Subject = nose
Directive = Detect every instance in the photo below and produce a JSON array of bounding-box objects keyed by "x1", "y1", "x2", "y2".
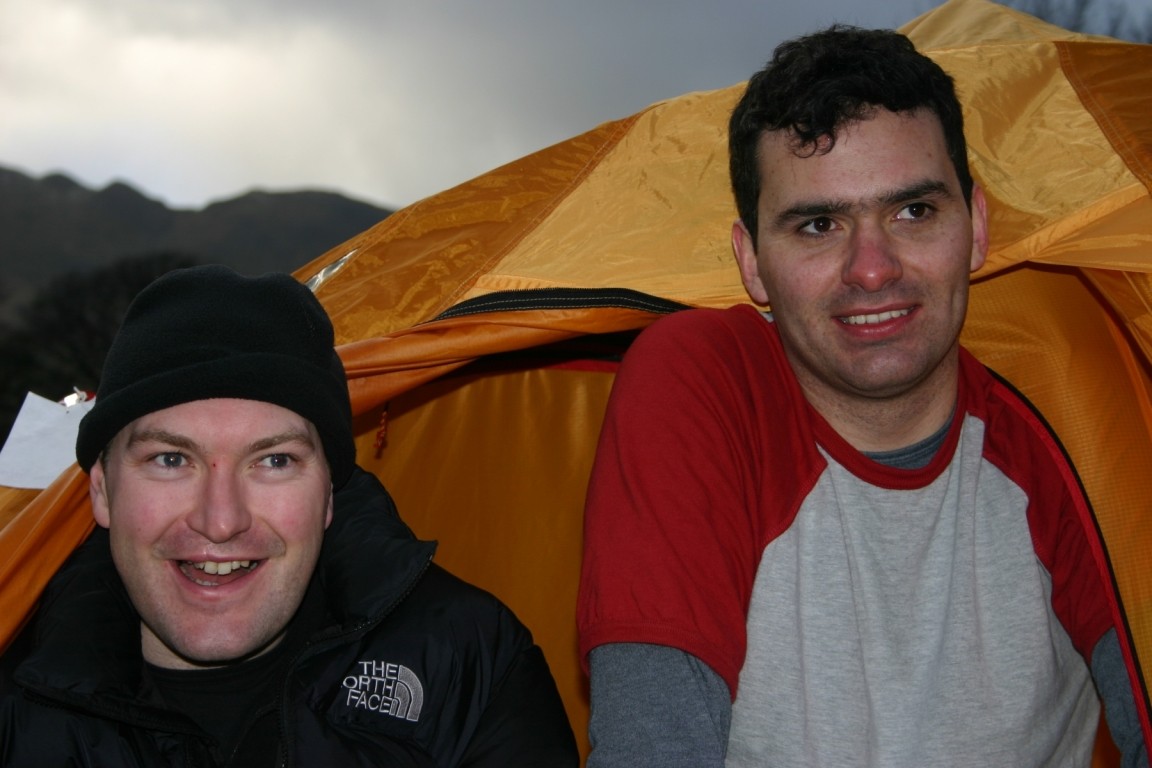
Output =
[
  {"x1": 842, "y1": 224, "x2": 902, "y2": 291},
  {"x1": 187, "y1": 468, "x2": 252, "y2": 543}
]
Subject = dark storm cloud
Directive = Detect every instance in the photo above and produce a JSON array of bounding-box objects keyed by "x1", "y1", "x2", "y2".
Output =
[{"x1": 14, "y1": 0, "x2": 1140, "y2": 209}]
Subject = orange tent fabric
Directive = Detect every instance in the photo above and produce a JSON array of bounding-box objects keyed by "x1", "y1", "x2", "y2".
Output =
[{"x1": 2, "y1": 0, "x2": 1149, "y2": 762}]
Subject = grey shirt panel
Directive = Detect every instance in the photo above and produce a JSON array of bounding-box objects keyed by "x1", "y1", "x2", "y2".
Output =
[
  {"x1": 585, "y1": 416, "x2": 1147, "y2": 766},
  {"x1": 586, "y1": 643, "x2": 730, "y2": 768},
  {"x1": 588, "y1": 632, "x2": 1144, "y2": 767},
  {"x1": 1093, "y1": 627, "x2": 1150, "y2": 768}
]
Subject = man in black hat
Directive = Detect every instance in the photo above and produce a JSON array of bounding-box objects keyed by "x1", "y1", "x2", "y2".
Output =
[{"x1": 0, "y1": 265, "x2": 577, "y2": 767}]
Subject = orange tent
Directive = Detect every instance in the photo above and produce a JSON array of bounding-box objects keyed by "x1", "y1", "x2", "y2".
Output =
[{"x1": 2, "y1": 0, "x2": 1149, "y2": 762}]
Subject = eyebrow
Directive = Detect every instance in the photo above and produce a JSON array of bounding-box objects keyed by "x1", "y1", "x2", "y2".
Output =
[
  {"x1": 124, "y1": 428, "x2": 317, "y2": 455},
  {"x1": 125, "y1": 429, "x2": 198, "y2": 453},
  {"x1": 770, "y1": 178, "x2": 954, "y2": 231},
  {"x1": 249, "y1": 431, "x2": 318, "y2": 454},
  {"x1": 877, "y1": 179, "x2": 952, "y2": 207}
]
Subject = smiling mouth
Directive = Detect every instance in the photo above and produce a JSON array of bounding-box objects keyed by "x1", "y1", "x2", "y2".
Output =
[
  {"x1": 180, "y1": 559, "x2": 260, "y2": 586},
  {"x1": 839, "y1": 308, "x2": 911, "y2": 326}
]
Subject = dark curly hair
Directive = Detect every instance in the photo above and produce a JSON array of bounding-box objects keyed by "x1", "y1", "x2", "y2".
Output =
[{"x1": 729, "y1": 25, "x2": 973, "y2": 248}]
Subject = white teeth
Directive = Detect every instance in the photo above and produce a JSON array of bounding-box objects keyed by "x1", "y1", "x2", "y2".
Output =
[
  {"x1": 841, "y1": 308, "x2": 911, "y2": 326},
  {"x1": 192, "y1": 560, "x2": 252, "y2": 576}
]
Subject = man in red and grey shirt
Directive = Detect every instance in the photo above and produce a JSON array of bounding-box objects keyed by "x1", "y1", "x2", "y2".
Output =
[{"x1": 578, "y1": 25, "x2": 1149, "y2": 768}]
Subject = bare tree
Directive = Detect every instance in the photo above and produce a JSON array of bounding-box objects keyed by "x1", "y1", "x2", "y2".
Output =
[{"x1": 0, "y1": 252, "x2": 200, "y2": 444}]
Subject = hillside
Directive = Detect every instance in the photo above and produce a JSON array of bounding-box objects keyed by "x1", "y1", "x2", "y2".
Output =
[
  {"x1": 0, "y1": 165, "x2": 394, "y2": 442},
  {"x1": 0, "y1": 165, "x2": 393, "y2": 323}
]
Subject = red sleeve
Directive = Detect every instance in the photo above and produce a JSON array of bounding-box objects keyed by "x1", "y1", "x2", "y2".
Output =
[
  {"x1": 576, "y1": 307, "x2": 823, "y2": 695},
  {"x1": 969, "y1": 355, "x2": 1152, "y2": 766},
  {"x1": 966, "y1": 353, "x2": 1114, "y2": 659}
]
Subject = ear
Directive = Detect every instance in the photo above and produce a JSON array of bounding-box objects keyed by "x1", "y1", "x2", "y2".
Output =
[
  {"x1": 90, "y1": 460, "x2": 112, "y2": 529},
  {"x1": 323, "y1": 486, "x2": 334, "y2": 531},
  {"x1": 732, "y1": 219, "x2": 770, "y2": 305},
  {"x1": 969, "y1": 184, "x2": 989, "y2": 273}
]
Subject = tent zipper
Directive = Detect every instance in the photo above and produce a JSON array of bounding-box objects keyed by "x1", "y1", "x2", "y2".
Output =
[{"x1": 430, "y1": 287, "x2": 689, "y2": 322}]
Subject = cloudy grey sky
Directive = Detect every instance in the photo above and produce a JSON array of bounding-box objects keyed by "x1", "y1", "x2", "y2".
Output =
[{"x1": 0, "y1": 0, "x2": 1140, "y2": 210}]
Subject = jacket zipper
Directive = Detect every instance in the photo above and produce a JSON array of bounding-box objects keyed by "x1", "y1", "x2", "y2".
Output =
[{"x1": 21, "y1": 686, "x2": 214, "y2": 765}]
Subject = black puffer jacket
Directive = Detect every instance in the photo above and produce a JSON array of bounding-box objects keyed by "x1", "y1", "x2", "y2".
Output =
[{"x1": 0, "y1": 467, "x2": 578, "y2": 767}]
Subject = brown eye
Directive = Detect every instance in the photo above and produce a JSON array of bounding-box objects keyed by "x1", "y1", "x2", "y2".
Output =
[
  {"x1": 897, "y1": 202, "x2": 931, "y2": 220},
  {"x1": 800, "y1": 217, "x2": 836, "y2": 235}
]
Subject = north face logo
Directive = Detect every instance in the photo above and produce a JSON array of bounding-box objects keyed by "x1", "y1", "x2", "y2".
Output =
[{"x1": 342, "y1": 660, "x2": 425, "y2": 722}]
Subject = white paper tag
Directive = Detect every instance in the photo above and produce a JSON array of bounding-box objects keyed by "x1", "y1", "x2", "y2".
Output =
[{"x1": 0, "y1": 391, "x2": 95, "y2": 489}]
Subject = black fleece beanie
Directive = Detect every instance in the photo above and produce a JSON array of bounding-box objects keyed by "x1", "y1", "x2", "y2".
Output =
[{"x1": 75, "y1": 265, "x2": 355, "y2": 488}]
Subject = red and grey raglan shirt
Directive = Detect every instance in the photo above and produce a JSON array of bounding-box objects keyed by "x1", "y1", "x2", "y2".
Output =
[{"x1": 578, "y1": 304, "x2": 1150, "y2": 765}]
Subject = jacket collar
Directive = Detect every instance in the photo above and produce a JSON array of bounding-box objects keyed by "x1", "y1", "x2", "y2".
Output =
[{"x1": 316, "y1": 466, "x2": 436, "y2": 630}]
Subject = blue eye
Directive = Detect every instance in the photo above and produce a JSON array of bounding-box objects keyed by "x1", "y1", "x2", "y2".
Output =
[
  {"x1": 259, "y1": 454, "x2": 294, "y2": 470},
  {"x1": 151, "y1": 453, "x2": 187, "y2": 469}
]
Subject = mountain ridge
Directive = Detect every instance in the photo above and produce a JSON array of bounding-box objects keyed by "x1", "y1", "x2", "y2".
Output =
[{"x1": 0, "y1": 164, "x2": 393, "y2": 323}]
